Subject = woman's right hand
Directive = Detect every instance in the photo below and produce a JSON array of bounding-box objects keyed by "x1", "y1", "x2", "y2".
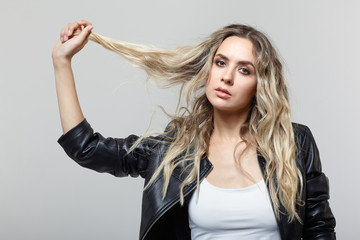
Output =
[{"x1": 52, "y1": 20, "x2": 93, "y2": 65}]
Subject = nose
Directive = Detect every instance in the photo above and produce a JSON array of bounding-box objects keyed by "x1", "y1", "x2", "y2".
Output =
[{"x1": 221, "y1": 68, "x2": 234, "y2": 85}]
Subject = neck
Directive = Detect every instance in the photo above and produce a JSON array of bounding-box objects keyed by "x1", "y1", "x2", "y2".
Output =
[{"x1": 211, "y1": 108, "x2": 250, "y2": 143}]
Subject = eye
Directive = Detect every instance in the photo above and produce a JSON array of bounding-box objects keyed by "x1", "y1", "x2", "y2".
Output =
[
  {"x1": 215, "y1": 60, "x2": 226, "y2": 67},
  {"x1": 239, "y1": 67, "x2": 250, "y2": 75}
]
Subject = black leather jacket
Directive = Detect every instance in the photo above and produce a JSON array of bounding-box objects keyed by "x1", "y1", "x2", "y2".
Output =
[{"x1": 58, "y1": 119, "x2": 336, "y2": 240}]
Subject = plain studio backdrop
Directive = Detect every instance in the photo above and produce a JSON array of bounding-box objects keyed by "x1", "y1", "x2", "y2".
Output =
[{"x1": 0, "y1": 0, "x2": 359, "y2": 239}]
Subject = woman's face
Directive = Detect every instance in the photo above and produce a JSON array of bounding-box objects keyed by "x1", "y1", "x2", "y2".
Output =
[{"x1": 206, "y1": 36, "x2": 257, "y2": 114}]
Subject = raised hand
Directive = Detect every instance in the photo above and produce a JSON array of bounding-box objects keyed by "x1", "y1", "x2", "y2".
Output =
[{"x1": 52, "y1": 20, "x2": 93, "y2": 64}]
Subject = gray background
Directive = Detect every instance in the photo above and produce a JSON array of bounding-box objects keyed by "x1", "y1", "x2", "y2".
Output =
[{"x1": 1, "y1": 0, "x2": 359, "y2": 239}]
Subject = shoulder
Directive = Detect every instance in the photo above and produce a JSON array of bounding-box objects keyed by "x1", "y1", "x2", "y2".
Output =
[
  {"x1": 291, "y1": 122, "x2": 316, "y2": 149},
  {"x1": 291, "y1": 122, "x2": 324, "y2": 176},
  {"x1": 292, "y1": 122, "x2": 311, "y2": 138}
]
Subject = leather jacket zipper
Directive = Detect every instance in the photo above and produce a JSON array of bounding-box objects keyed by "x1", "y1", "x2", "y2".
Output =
[{"x1": 141, "y1": 164, "x2": 213, "y2": 240}]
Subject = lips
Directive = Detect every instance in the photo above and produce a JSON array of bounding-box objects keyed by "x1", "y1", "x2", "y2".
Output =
[{"x1": 215, "y1": 87, "x2": 231, "y2": 99}]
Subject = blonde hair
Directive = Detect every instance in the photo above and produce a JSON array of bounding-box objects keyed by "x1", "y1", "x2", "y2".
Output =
[{"x1": 88, "y1": 24, "x2": 303, "y2": 222}]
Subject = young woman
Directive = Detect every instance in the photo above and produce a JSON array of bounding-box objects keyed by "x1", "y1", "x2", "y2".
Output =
[{"x1": 53, "y1": 20, "x2": 336, "y2": 240}]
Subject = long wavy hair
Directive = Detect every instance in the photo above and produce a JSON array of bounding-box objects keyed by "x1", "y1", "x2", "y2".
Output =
[{"x1": 87, "y1": 24, "x2": 303, "y2": 222}]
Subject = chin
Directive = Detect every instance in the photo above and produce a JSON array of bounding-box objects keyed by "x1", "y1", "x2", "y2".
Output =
[{"x1": 212, "y1": 103, "x2": 251, "y2": 114}]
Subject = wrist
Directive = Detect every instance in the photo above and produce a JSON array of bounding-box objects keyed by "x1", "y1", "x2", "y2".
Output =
[{"x1": 52, "y1": 55, "x2": 72, "y2": 69}]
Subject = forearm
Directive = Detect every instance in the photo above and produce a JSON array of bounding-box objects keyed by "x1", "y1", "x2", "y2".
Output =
[
  {"x1": 52, "y1": 20, "x2": 93, "y2": 134},
  {"x1": 53, "y1": 59, "x2": 84, "y2": 134}
]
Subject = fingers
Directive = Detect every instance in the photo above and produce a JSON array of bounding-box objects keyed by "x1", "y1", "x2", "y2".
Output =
[
  {"x1": 77, "y1": 19, "x2": 92, "y2": 27},
  {"x1": 60, "y1": 22, "x2": 76, "y2": 42},
  {"x1": 54, "y1": 20, "x2": 93, "y2": 61},
  {"x1": 60, "y1": 20, "x2": 93, "y2": 43},
  {"x1": 76, "y1": 25, "x2": 93, "y2": 44}
]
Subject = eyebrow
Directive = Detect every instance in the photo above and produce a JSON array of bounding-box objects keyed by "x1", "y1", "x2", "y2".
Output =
[{"x1": 215, "y1": 53, "x2": 255, "y2": 69}]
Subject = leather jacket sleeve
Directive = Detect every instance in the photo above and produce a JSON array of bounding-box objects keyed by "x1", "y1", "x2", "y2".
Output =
[
  {"x1": 58, "y1": 118, "x2": 150, "y2": 178},
  {"x1": 298, "y1": 125, "x2": 336, "y2": 239}
]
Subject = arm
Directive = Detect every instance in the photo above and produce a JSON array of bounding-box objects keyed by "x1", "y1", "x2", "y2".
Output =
[
  {"x1": 58, "y1": 119, "x2": 149, "y2": 178},
  {"x1": 299, "y1": 126, "x2": 336, "y2": 239},
  {"x1": 53, "y1": 21, "x2": 152, "y2": 177},
  {"x1": 52, "y1": 20, "x2": 93, "y2": 134}
]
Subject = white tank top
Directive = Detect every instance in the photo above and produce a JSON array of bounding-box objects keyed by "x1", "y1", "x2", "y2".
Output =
[{"x1": 188, "y1": 178, "x2": 281, "y2": 240}]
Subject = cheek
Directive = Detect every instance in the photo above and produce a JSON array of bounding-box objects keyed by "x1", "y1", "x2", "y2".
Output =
[
  {"x1": 247, "y1": 77, "x2": 257, "y2": 92},
  {"x1": 205, "y1": 79, "x2": 212, "y2": 99},
  {"x1": 236, "y1": 79, "x2": 257, "y2": 98},
  {"x1": 249, "y1": 81, "x2": 257, "y2": 95},
  {"x1": 205, "y1": 72, "x2": 215, "y2": 94},
  {"x1": 207, "y1": 65, "x2": 220, "y2": 82}
]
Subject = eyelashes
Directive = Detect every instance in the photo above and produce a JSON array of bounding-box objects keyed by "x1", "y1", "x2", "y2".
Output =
[
  {"x1": 215, "y1": 60, "x2": 226, "y2": 67},
  {"x1": 214, "y1": 60, "x2": 251, "y2": 75},
  {"x1": 239, "y1": 67, "x2": 250, "y2": 75}
]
